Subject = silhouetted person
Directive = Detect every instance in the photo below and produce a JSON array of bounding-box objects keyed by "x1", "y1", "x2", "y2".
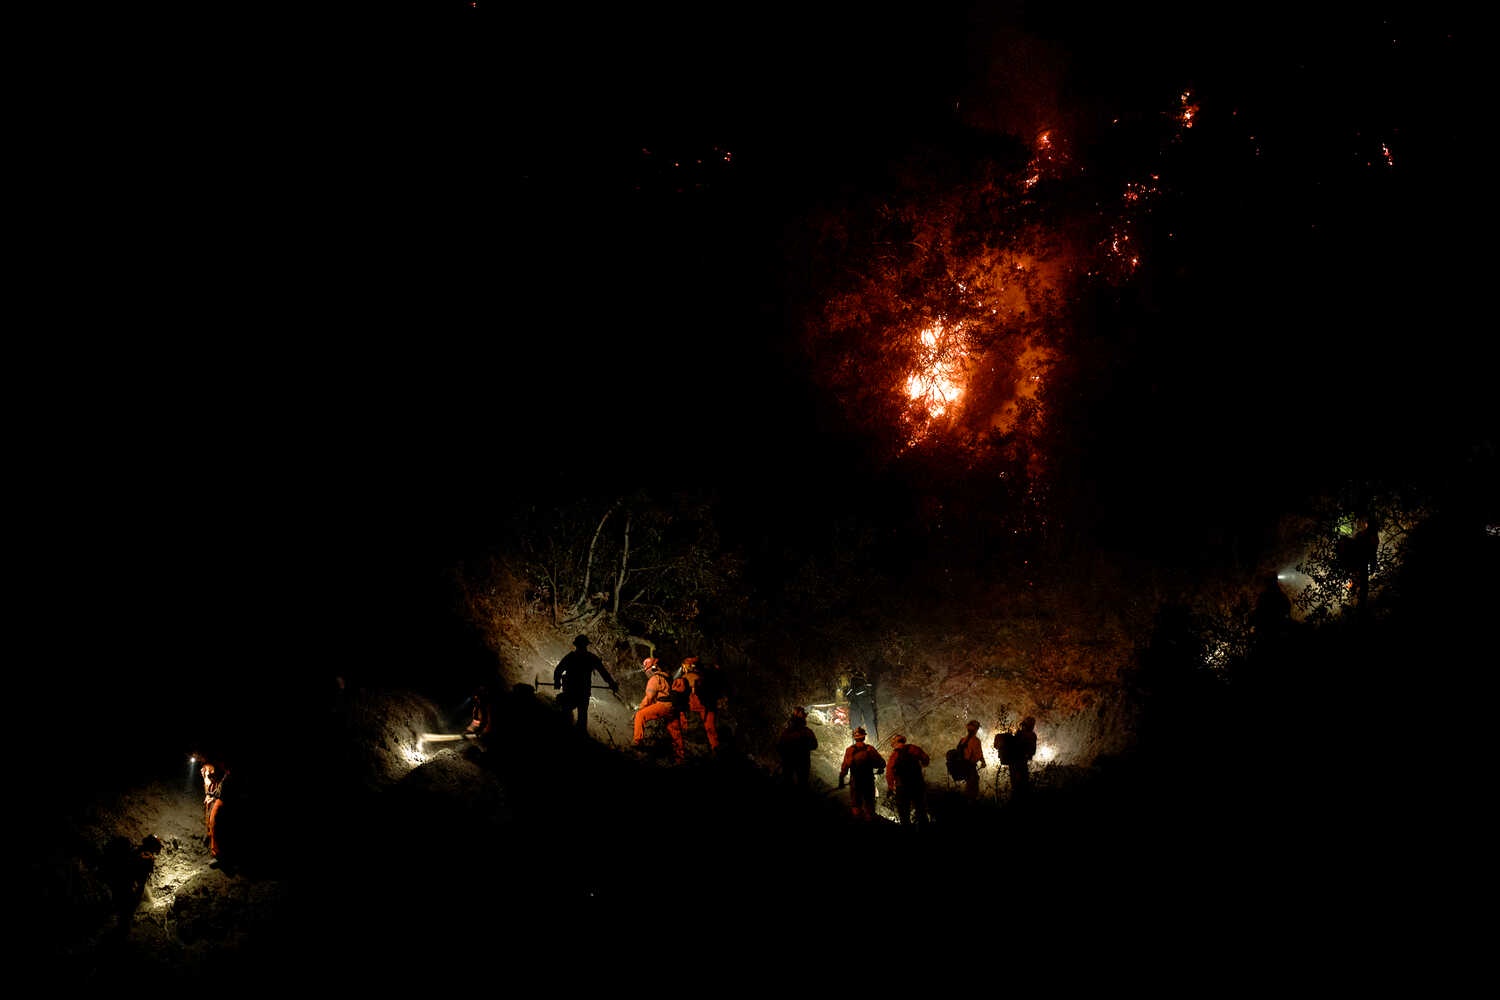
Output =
[
  {"x1": 844, "y1": 669, "x2": 877, "y2": 743},
  {"x1": 1347, "y1": 516, "x2": 1379, "y2": 611},
  {"x1": 501, "y1": 682, "x2": 563, "y2": 740},
  {"x1": 491, "y1": 682, "x2": 570, "y2": 784},
  {"x1": 695, "y1": 660, "x2": 730, "y2": 753},
  {"x1": 838, "y1": 726, "x2": 885, "y2": 821},
  {"x1": 552, "y1": 634, "x2": 617, "y2": 735},
  {"x1": 100, "y1": 833, "x2": 162, "y2": 936},
  {"x1": 999, "y1": 717, "x2": 1038, "y2": 802},
  {"x1": 1250, "y1": 573, "x2": 1293, "y2": 654},
  {"x1": 885, "y1": 734, "x2": 931, "y2": 827},
  {"x1": 775, "y1": 706, "x2": 819, "y2": 790},
  {"x1": 955, "y1": 720, "x2": 986, "y2": 802}
]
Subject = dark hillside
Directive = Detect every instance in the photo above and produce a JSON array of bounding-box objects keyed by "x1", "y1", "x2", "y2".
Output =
[{"x1": 30, "y1": 517, "x2": 1490, "y2": 988}]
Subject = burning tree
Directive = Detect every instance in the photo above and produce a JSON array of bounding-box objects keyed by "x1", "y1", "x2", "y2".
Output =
[{"x1": 793, "y1": 97, "x2": 1195, "y2": 553}]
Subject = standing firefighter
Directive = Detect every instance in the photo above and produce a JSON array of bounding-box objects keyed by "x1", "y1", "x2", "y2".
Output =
[
  {"x1": 838, "y1": 727, "x2": 886, "y2": 821},
  {"x1": 885, "y1": 734, "x2": 931, "y2": 827},
  {"x1": 682, "y1": 657, "x2": 723, "y2": 753},
  {"x1": 999, "y1": 716, "x2": 1039, "y2": 802},
  {"x1": 199, "y1": 754, "x2": 230, "y2": 864},
  {"x1": 775, "y1": 706, "x2": 819, "y2": 790},
  {"x1": 1347, "y1": 516, "x2": 1379, "y2": 612},
  {"x1": 951, "y1": 720, "x2": 986, "y2": 802},
  {"x1": 553, "y1": 634, "x2": 618, "y2": 735},
  {"x1": 844, "y1": 669, "x2": 877, "y2": 744}
]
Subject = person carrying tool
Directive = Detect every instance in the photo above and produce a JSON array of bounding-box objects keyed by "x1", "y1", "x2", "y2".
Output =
[
  {"x1": 633, "y1": 657, "x2": 684, "y2": 760},
  {"x1": 552, "y1": 634, "x2": 618, "y2": 735},
  {"x1": 199, "y1": 753, "x2": 231, "y2": 865}
]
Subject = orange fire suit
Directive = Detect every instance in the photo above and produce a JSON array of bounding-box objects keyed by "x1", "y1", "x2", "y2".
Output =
[
  {"x1": 839, "y1": 740, "x2": 886, "y2": 821},
  {"x1": 465, "y1": 689, "x2": 494, "y2": 739},
  {"x1": 886, "y1": 743, "x2": 931, "y2": 826},
  {"x1": 634, "y1": 670, "x2": 684, "y2": 759},
  {"x1": 201, "y1": 762, "x2": 227, "y2": 858},
  {"x1": 684, "y1": 663, "x2": 719, "y2": 751},
  {"x1": 959, "y1": 733, "x2": 986, "y2": 801}
]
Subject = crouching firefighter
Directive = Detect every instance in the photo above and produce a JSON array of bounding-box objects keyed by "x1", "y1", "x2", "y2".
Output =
[{"x1": 633, "y1": 657, "x2": 685, "y2": 761}]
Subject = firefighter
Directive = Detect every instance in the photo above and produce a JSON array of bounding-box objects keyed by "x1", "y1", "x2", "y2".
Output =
[
  {"x1": 885, "y1": 734, "x2": 931, "y2": 827},
  {"x1": 775, "y1": 706, "x2": 819, "y2": 789},
  {"x1": 101, "y1": 833, "x2": 162, "y2": 935},
  {"x1": 552, "y1": 634, "x2": 618, "y2": 735},
  {"x1": 844, "y1": 668, "x2": 877, "y2": 743},
  {"x1": 1001, "y1": 716, "x2": 1039, "y2": 802},
  {"x1": 633, "y1": 657, "x2": 684, "y2": 760},
  {"x1": 957, "y1": 720, "x2": 986, "y2": 802},
  {"x1": 465, "y1": 685, "x2": 496, "y2": 744},
  {"x1": 200, "y1": 755, "x2": 230, "y2": 864},
  {"x1": 838, "y1": 726, "x2": 885, "y2": 821},
  {"x1": 683, "y1": 657, "x2": 722, "y2": 753}
]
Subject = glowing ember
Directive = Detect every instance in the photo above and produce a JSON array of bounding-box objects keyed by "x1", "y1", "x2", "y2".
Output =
[{"x1": 1178, "y1": 90, "x2": 1199, "y2": 129}]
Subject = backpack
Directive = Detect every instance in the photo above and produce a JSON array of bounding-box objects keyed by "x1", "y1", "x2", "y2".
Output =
[
  {"x1": 695, "y1": 666, "x2": 722, "y2": 707},
  {"x1": 668, "y1": 675, "x2": 692, "y2": 714},
  {"x1": 945, "y1": 738, "x2": 972, "y2": 782},
  {"x1": 994, "y1": 731, "x2": 1014, "y2": 764},
  {"x1": 892, "y1": 746, "x2": 925, "y2": 784}
]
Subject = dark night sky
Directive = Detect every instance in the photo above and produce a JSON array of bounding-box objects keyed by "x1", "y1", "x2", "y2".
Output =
[{"x1": 23, "y1": 5, "x2": 1490, "y2": 749}]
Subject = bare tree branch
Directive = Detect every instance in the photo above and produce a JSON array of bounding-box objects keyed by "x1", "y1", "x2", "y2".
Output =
[{"x1": 578, "y1": 499, "x2": 621, "y2": 615}]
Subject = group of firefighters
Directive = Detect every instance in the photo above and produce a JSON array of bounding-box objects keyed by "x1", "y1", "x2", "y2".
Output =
[
  {"x1": 464, "y1": 642, "x2": 1043, "y2": 825},
  {"x1": 836, "y1": 716, "x2": 1038, "y2": 825},
  {"x1": 632, "y1": 655, "x2": 728, "y2": 760},
  {"x1": 460, "y1": 647, "x2": 730, "y2": 762},
  {"x1": 630, "y1": 651, "x2": 1043, "y2": 824}
]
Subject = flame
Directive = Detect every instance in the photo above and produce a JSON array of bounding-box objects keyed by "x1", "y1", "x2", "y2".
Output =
[
  {"x1": 905, "y1": 322, "x2": 968, "y2": 421},
  {"x1": 1024, "y1": 128, "x2": 1069, "y2": 190},
  {"x1": 1178, "y1": 90, "x2": 1199, "y2": 129}
]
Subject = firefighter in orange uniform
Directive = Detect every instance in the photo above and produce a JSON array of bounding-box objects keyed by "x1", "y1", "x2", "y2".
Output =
[
  {"x1": 838, "y1": 726, "x2": 885, "y2": 821},
  {"x1": 465, "y1": 685, "x2": 496, "y2": 745},
  {"x1": 684, "y1": 657, "x2": 723, "y2": 753},
  {"x1": 200, "y1": 755, "x2": 229, "y2": 863},
  {"x1": 633, "y1": 658, "x2": 685, "y2": 760},
  {"x1": 958, "y1": 720, "x2": 987, "y2": 801},
  {"x1": 885, "y1": 733, "x2": 931, "y2": 827}
]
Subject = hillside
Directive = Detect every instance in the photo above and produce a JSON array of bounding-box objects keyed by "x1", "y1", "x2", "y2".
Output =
[{"x1": 27, "y1": 615, "x2": 1468, "y2": 990}]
